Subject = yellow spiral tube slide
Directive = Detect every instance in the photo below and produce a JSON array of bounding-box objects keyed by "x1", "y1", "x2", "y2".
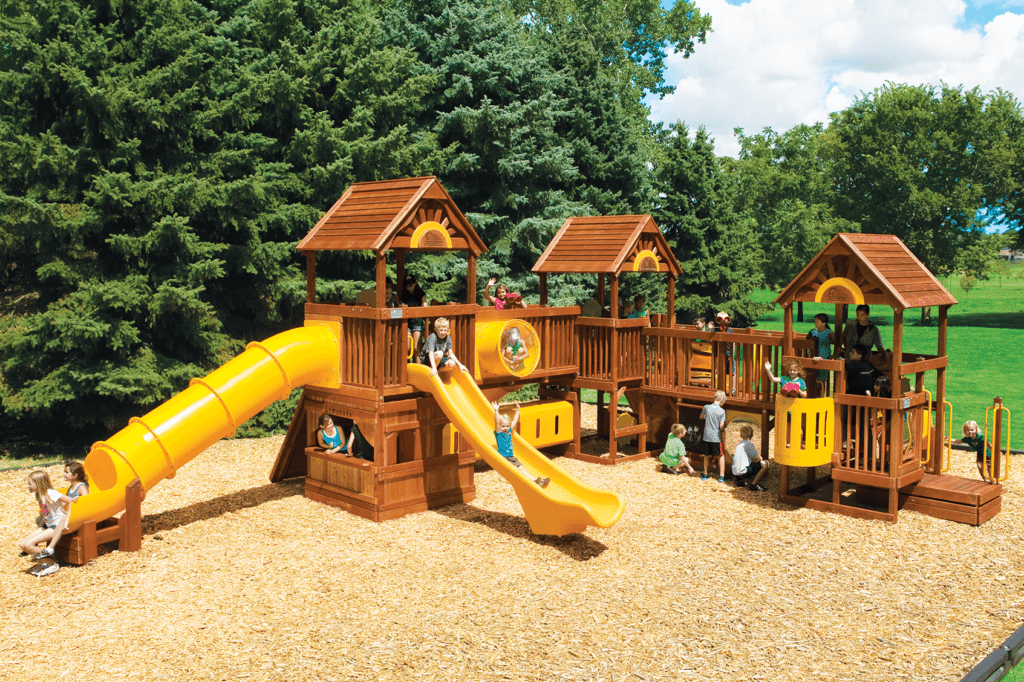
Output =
[{"x1": 66, "y1": 324, "x2": 340, "y2": 533}]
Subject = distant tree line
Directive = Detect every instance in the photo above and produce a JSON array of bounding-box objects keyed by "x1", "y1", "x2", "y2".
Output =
[{"x1": 1, "y1": 0, "x2": 1021, "y2": 447}]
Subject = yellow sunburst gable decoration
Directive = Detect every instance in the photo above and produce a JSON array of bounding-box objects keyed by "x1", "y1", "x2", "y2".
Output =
[
  {"x1": 814, "y1": 277, "x2": 865, "y2": 305},
  {"x1": 410, "y1": 221, "x2": 452, "y2": 249},
  {"x1": 632, "y1": 249, "x2": 660, "y2": 272}
]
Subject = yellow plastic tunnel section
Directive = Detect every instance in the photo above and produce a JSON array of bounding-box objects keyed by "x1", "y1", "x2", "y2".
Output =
[
  {"x1": 67, "y1": 323, "x2": 341, "y2": 533},
  {"x1": 475, "y1": 319, "x2": 540, "y2": 379},
  {"x1": 773, "y1": 395, "x2": 834, "y2": 467}
]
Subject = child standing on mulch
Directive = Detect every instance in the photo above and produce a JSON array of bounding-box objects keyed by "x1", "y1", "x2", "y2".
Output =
[
  {"x1": 659, "y1": 423, "x2": 696, "y2": 475},
  {"x1": 700, "y1": 390, "x2": 728, "y2": 482},
  {"x1": 19, "y1": 470, "x2": 76, "y2": 560},
  {"x1": 492, "y1": 401, "x2": 550, "y2": 488},
  {"x1": 731, "y1": 424, "x2": 769, "y2": 491}
]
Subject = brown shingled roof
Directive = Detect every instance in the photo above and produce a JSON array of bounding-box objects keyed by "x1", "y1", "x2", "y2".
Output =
[
  {"x1": 775, "y1": 233, "x2": 957, "y2": 310},
  {"x1": 531, "y1": 215, "x2": 682, "y2": 276},
  {"x1": 296, "y1": 176, "x2": 486, "y2": 256}
]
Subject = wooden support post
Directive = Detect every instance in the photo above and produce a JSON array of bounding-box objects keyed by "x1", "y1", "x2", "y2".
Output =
[
  {"x1": 932, "y1": 305, "x2": 949, "y2": 475},
  {"x1": 782, "y1": 303, "x2": 794, "y2": 357},
  {"x1": 609, "y1": 275, "x2": 619, "y2": 319},
  {"x1": 467, "y1": 253, "x2": 477, "y2": 305},
  {"x1": 539, "y1": 272, "x2": 548, "y2": 307},
  {"x1": 121, "y1": 478, "x2": 143, "y2": 553},
  {"x1": 891, "y1": 308, "x2": 903, "y2": 393},
  {"x1": 597, "y1": 274, "x2": 605, "y2": 308},
  {"x1": 80, "y1": 520, "x2": 98, "y2": 564},
  {"x1": 666, "y1": 274, "x2": 675, "y2": 327},
  {"x1": 375, "y1": 253, "x2": 387, "y2": 309},
  {"x1": 306, "y1": 252, "x2": 317, "y2": 304}
]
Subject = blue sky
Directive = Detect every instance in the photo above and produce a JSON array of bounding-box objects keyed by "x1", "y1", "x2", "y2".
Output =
[
  {"x1": 650, "y1": 0, "x2": 1024, "y2": 158},
  {"x1": 648, "y1": 0, "x2": 1024, "y2": 233}
]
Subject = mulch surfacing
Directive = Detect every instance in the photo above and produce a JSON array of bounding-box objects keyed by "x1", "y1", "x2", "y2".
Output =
[{"x1": 2, "y1": 418, "x2": 1022, "y2": 681}]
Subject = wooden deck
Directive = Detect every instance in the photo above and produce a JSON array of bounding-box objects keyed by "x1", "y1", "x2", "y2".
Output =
[{"x1": 857, "y1": 473, "x2": 1002, "y2": 526}]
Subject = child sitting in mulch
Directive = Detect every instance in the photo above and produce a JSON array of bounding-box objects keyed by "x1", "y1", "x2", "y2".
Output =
[
  {"x1": 659, "y1": 423, "x2": 696, "y2": 475},
  {"x1": 731, "y1": 424, "x2": 768, "y2": 491}
]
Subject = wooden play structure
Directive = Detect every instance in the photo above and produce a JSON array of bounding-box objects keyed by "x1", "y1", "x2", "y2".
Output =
[
  {"x1": 44, "y1": 180, "x2": 1009, "y2": 565},
  {"x1": 532, "y1": 214, "x2": 681, "y2": 463},
  {"x1": 769, "y1": 233, "x2": 1004, "y2": 525}
]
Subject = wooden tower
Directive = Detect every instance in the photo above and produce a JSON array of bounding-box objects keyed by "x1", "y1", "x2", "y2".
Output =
[{"x1": 773, "y1": 233, "x2": 1001, "y2": 524}]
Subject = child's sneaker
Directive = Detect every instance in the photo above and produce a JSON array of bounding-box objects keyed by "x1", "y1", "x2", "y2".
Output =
[
  {"x1": 701, "y1": 474, "x2": 709, "y2": 481},
  {"x1": 718, "y1": 477, "x2": 725, "y2": 483},
  {"x1": 751, "y1": 483, "x2": 767, "y2": 492},
  {"x1": 35, "y1": 547, "x2": 54, "y2": 559},
  {"x1": 33, "y1": 562, "x2": 59, "y2": 577}
]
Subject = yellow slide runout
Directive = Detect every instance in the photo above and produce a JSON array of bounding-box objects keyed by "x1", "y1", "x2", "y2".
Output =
[
  {"x1": 407, "y1": 363, "x2": 625, "y2": 536},
  {"x1": 67, "y1": 324, "x2": 341, "y2": 533}
]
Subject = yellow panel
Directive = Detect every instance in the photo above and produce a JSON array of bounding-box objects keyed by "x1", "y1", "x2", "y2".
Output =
[
  {"x1": 814, "y1": 277, "x2": 866, "y2": 305},
  {"x1": 304, "y1": 320, "x2": 341, "y2": 389},
  {"x1": 410, "y1": 221, "x2": 453, "y2": 249},
  {"x1": 519, "y1": 401, "x2": 575, "y2": 449},
  {"x1": 773, "y1": 396, "x2": 834, "y2": 467},
  {"x1": 475, "y1": 319, "x2": 541, "y2": 379}
]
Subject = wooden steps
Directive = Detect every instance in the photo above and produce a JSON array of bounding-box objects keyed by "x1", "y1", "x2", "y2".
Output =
[{"x1": 857, "y1": 473, "x2": 1001, "y2": 526}]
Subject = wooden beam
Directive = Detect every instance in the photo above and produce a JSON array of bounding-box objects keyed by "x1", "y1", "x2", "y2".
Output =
[
  {"x1": 467, "y1": 253, "x2": 477, "y2": 305},
  {"x1": 667, "y1": 274, "x2": 675, "y2": 327},
  {"x1": 375, "y1": 253, "x2": 387, "y2": 308},
  {"x1": 306, "y1": 252, "x2": 317, "y2": 303},
  {"x1": 610, "y1": 274, "x2": 619, "y2": 319},
  {"x1": 539, "y1": 272, "x2": 548, "y2": 306}
]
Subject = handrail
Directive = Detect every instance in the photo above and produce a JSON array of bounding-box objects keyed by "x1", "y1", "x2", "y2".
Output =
[
  {"x1": 941, "y1": 400, "x2": 953, "y2": 473},
  {"x1": 921, "y1": 389, "x2": 932, "y2": 465},
  {"x1": 985, "y1": 402, "x2": 1012, "y2": 482}
]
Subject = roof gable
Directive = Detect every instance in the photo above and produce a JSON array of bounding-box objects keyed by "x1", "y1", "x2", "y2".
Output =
[
  {"x1": 297, "y1": 176, "x2": 486, "y2": 255},
  {"x1": 775, "y1": 233, "x2": 957, "y2": 310},
  {"x1": 531, "y1": 215, "x2": 682, "y2": 276}
]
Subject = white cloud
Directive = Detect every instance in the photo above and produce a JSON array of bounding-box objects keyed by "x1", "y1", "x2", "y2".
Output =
[{"x1": 648, "y1": 0, "x2": 1024, "y2": 157}]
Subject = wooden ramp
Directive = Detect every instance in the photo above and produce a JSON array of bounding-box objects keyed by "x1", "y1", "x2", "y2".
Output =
[{"x1": 858, "y1": 474, "x2": 1002, "y2": 526}]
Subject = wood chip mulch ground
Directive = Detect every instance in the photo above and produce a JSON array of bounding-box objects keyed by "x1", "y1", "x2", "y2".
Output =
[{"x1": 2, "y1": 405, "x2": 1022, "y2": 682}]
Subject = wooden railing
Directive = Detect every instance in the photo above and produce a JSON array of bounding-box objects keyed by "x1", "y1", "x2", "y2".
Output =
[
  {"x1": 642, "y1": 326, "x2": 816, "y2": 402},
  {"x1": 306, "y1": 302, "x2": 479, "y2": 393},
  {"x1": 478, "y1": 306, "x2": 579, "y2": 378},
  {"x1": 576, "y1": 317, "x2": 648, "y2": 387},
  {"x1": 834, "y1": 392, "x2": 928, "y2": 478}
]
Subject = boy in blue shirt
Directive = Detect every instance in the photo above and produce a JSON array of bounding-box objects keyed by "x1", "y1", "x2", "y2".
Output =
[{"x1": 492, "y1": 401, "x2": 550, "y2": 488}]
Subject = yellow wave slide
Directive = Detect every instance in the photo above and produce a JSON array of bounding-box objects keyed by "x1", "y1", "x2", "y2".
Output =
[{"x1": 407, "y1": 363, "x2": 625, "y2": 535}]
